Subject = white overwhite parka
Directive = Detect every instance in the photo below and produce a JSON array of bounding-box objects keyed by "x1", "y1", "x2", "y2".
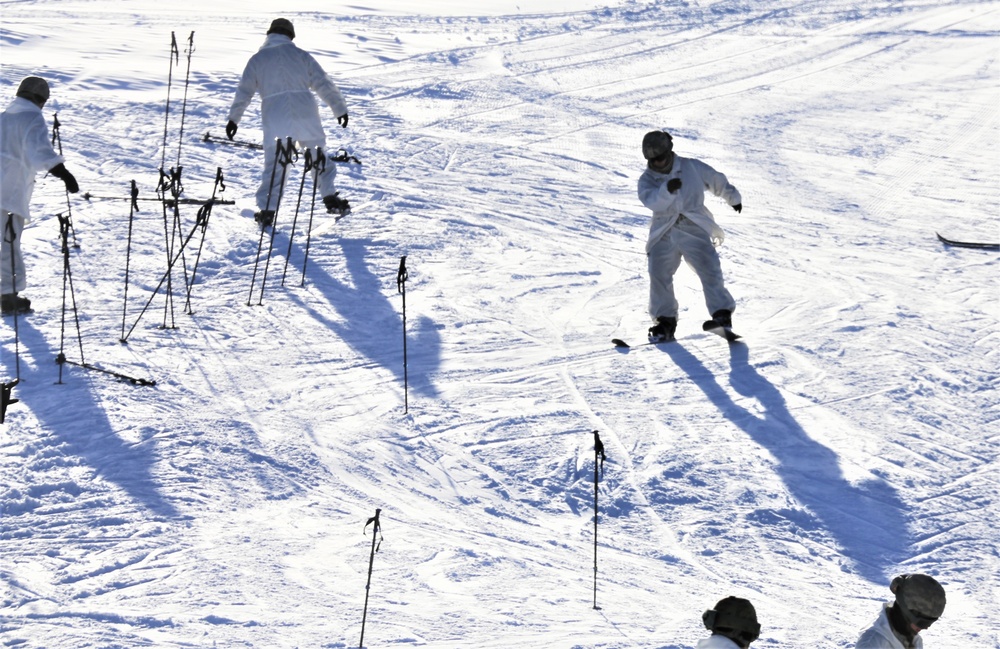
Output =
[
  {"x1": 637, "y1": 155, "x2": 742, "y2": 253},
  {"x1": 856, "y1": 604, "x2": 923, "y2": 649},
  {"x1": 695, "y1": 634, "x2": 745, "y2": 649},
  {"x1": 0, "y1": 97, "x2": 64, "y2": 222},
  {"x1": 227, "y1": 33, "x2": 347, "y2": 146}
]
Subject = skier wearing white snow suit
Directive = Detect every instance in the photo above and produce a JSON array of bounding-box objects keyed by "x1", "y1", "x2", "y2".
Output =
[
  {"x1": 637, "y1": 130, "x2": 742, "y2": 342},
  {"x1": 697, "y1": 596, "x2": 761, "y2": 649},
  {"x1": 226, "y1": 18, "x2": 351, "y2": 225},
  {"x1": 855, "y1": 574, "x2": 946, "y2": 649},
  {"x1": 1, "y1": 76, "x2": 79, "y2": 316}
]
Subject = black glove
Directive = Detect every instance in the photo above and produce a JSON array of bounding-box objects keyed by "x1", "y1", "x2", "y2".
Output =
[
  {"x1": 337, "y1": 113, "x2": 349, "y2": 128},
  {"x1": 49, "y1": 163, "x2": 79, "y2": 194},
  {"x1": 667, "y1": 178, "x2": 682, "y2": 194},
  {"x1": 226, "y1": 120, "x2": 238, "y2": 140},
  {"x1": 732, "y1": 203, "x2": 742, "y2": 213}
]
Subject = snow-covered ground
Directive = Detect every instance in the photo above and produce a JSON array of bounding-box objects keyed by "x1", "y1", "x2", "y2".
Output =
[{"x1": 2, "y1": 1, "x2": 998, "y2": 647}]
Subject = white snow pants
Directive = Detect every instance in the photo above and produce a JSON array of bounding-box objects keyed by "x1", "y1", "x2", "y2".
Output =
[
  {"x1": 647, "y1": 216, "x2": 735, "y2": 320},
  {"x1": 256, "y1": 139, "x2": 338, "y2": 212},
  {"x1": 1, "y1": 212, "x2": 26, "y2": 294}
]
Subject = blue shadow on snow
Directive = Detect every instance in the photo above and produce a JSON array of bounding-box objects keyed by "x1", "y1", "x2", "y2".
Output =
[
  {"x1": 661, "y1": 340, "x2": 907, "y2": 582},
  {"x1": 2, "y1": 319, "x2": 178, "y2": 520},
  {"x1": 275, "y1": 233, "x2": 441, "y2": 400}
]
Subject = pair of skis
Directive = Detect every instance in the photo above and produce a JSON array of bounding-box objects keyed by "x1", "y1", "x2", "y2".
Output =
[
  {"x1": 612, "y1": 318, "x2": 741, "y2": 349},
  {"x1": 202, "y1": 133, "x2": 364, "y2": 166}
]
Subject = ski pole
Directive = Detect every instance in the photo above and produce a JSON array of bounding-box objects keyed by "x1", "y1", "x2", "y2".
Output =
[
  {"x1": 120, "y1": 180, "x2": 140, "y2": 342},
  {"x1": 57, "y1": 210, "x2": 156, "y2": 387},
  {"x1": 50, "y1": 113, "x2": 79, "y2": 248},
  {"x1": 184, "y1": 167, "x2": 225, "y2": 314},
  {"x1": 248, "y1": 137, "x2": 294, "y2": 306},
  {"x1": 156, "y1": 167, "x2": 186, "y2": 329},
  {"x1": 281, "y1": 148, "x2": 314, "y2": 286},
  {"x1": 360, "y1": 508, "x2": 383, "y2": 648},
  {"x1": 176, "y1": 31, "x2": 195, "y2": 168},
  {"x1": 299, "y1": 147, "x2": 324, "y2": 286},
  {"x1": 255, "y1": 138, "x2": 296, "y2": 305},
  {"x1": 56, "y1": 216, "x2": 86, "y2": 385},
  {"x1": 592, "y1": 429, "x2": 606, "y2": 610},
  {"x1": 161, "y1": 32, "x2": 179, "y2": 172},
  {"x1": 397, "y1": 256, "x2": 409, "y2": 414},
  {"x1": 120, "y1": 199, "x2": 219, "y2": 343}
]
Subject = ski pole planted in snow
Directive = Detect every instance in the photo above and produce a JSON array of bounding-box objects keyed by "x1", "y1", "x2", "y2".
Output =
[
  {"x1": 299, "y1": 147, "x2": 325, "y2": 286},
  {"x1": 120, "y1": 180, "x2": 140, "y2": 342},
  {"x1": 160, "y1": 32, "x2": 180, "y2": 171},
  {"x1": 281, "y1": 147, "x2": 314, "y2": 286},
  {"x1": 55, "y1": 215, "x2": 152, "y2": 385},
  {"x1": 184, "y1": 167, "x2": 225, "y2": 313},
  {"x1": 56, "y1": 216, "x2": 87, "y2": 385},
  {"x1": 359, "y1": 508, "x2": 384, "y2": 648},
  {"x1": 50, "y1": 113, "x2": 79, "y2": 248},
  {"x1": 592, "y1": 429, "x2": 606, "y2": 610},
  {"x1": 155, "y1": 166, "x2": 188, "y2": 329},
  {"x1": 397, "y1": 256, "x2": 409, "y2": 413},
  {"x1": 248, "y1": 137, "x2": 296, "y2": 306},
  {"x1": 175, "y1": 31, "x2": 195, "y2": 168}
]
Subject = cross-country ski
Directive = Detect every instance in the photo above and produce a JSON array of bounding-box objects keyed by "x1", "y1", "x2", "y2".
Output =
[
  {"x1": 936, "y1": 232, "x2": 1000, "y2": 250},
  {"x1": 202, "y1": 131, "x2": 263, "y2": 150}
]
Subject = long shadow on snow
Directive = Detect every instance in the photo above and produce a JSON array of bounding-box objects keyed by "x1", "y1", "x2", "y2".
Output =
[
  {"x1": 3, "y1": 319, "x2": 178, "y2": 520},
  {"x1": 660, "y1": 341, "x2": 906, "y2": 582},
  {"x1": 276, "y1": 233, "x2": 441, "y2": 399}
]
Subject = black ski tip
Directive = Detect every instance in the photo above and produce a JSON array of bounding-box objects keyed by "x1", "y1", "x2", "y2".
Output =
[
  {"x1": 611, "y1": 338, "x2": 630, "y2": 348},
  {"x1": 936, "y1": 232, "x2": 1000, "y2": 250}
]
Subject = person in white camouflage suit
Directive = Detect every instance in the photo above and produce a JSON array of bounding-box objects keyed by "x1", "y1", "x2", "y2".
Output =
[
  {"x1": 697, "y1": 596, "x2": 761, "y2": 649},
  {"x1": 226, "y1": 18, "x2": 351, "y2": 226},
  {"x1": 1, "y1": 76, "x2": 79, "y2": 316},
  {"x1": 637, "y1": 130, "x2": 742, "y2": 342},
  {"x1": 856, "y1": 574, "x2": 946, "y2": 649}
]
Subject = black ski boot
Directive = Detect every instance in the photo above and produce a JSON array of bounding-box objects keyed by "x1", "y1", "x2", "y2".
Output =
[
  {"x1": 254, "y1": 210, "x2": 275, "y2": 228},
  {"x1": 709, "y1": 309, "x2": 732, "y2": 328},
  {"x1": 703, "y1": 309, "x2": 741, "y2": 342},
  {"x1": 323, "y1": 192, "x2": 351, "y2": 217},
  {"x1": 1, "y1": 293, "x2": 31, "y2": 316},
  {"x1": 648, "y1": 316, "x2": 677, "y2": 343}
]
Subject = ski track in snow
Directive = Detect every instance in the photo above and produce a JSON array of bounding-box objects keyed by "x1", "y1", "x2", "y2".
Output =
[{"x1": 2, "y1": 1, "x2": 999, "y2": 647}]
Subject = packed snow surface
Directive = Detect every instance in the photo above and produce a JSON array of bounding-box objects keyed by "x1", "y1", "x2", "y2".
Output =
[{"x1": 1, "y1": 1, "x2": 998, "y2": 647}]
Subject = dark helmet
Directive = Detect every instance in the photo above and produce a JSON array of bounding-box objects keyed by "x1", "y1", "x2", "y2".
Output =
[
  {"x1": 267, "y1": 18, "x2": 295, "y2": 39},
  {"x1": 703, "y1": 596, "x2": 760, "y2": 647},
  {"x1": 641, "y1": 130, "x2": 673, "y2": 160},
  {"x1": 16, "y1": 76, "x2": 50, "y2": 107},
  {"x1": 891, "y1": 574, "x2": 946, "y2": 629}
]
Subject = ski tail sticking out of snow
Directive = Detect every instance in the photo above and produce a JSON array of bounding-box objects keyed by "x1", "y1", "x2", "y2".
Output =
[{"x1": 936, "y1": 232, "x2": 1000, "y2": 250}]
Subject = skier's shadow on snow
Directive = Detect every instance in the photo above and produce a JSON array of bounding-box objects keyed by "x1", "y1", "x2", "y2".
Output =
[
  {"x1": 2, "y1": 319, "x2": 178, "y2": 519},
  {"x1": 661, "y1": 340, "x2": 907, "y2": 582},
  {"x1": 278, "y1": 234, "x2": 441, "y2": 399}
]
